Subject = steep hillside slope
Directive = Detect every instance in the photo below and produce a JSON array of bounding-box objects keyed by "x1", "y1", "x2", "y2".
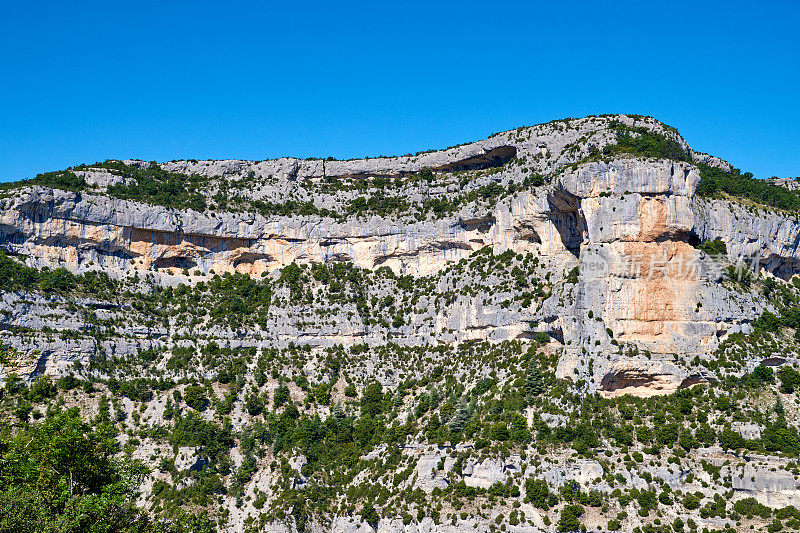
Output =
[{"x1": 2, "y1": 114, "x2": 800, "y2": 533}]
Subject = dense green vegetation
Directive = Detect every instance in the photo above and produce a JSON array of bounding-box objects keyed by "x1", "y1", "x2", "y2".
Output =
[
  {"x1": 696, "y1": 163, "x2": 800, "y2": 213},
  {"x1": 31, "y1": 170, "x2": 88, "y2": 190},
  {"x1": 1, "y1": 162, "x2": 210, "y2": 212},
  {"x1": 602, "y1": 121, "x2": 691, "y2": 162},
  {"x1": 0, "y1": 252, "x2": 116, "y2": 296},
  {"x1": 251, "y1": 198, "x2": 332, "y2": 218},
  {"x1": 85, "y1": 161, "x2": 210, "y2": 212},
  {"x1": 0, "y1": 408, "x2": 157, "y2": 532},
  {"x1": 0, "y1": 169, "x2": 88, "y2": 193},
  {"x1": 695, "y1": 238, "x2": 727, "y2": 257},
  {"x1": 571, "y1": 121, "x2": 690, "y2": 171}
]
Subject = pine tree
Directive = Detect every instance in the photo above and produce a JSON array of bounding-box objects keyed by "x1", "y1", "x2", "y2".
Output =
[
  {"x1": 429, "y1": 386, "x2": 441, "y2": 410},
  {"x1": 526, "y1": 359, "x2": 545, "y2": 398},
  {"x1": 447, "y1": 398, "x2": 471, "y2": 433},
  {"x1": 775, "y1": 396, "x2": 785, "y2": 420}
]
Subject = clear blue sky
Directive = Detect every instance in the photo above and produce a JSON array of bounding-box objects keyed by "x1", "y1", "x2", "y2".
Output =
[{"x1": 1, "y1": 0, "x2": 798, "y2": 181}]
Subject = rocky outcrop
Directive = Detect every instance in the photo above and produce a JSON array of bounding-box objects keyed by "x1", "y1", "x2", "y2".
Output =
[
  {"x1": 0, "y1": 116, "x2": 632, "y2": 278},
  {"x1": 1, "y1": 114, "x2": 798, "y2": 398},
  {"x1": 597, "y1": 359, "x2": 701, "y2": 397},
  {"x1": 174, "y1": 447, "x2": 209, "y2": 472},
  {"x1": 547, "y1": 160, "x2": 766, "y2": 392},
  {"x1": 732, "y1": 460, "x2": 800, "y2": 507},
  {"x1": 694, "y1": 198, "x2": 800, "y2": 279},
  {"x1": 0, "y1": 185, "x2": 545, "y2": 278}
]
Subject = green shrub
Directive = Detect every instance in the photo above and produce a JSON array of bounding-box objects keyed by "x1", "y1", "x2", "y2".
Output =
[
  {"x1": 697, "y1": 238, "x2": 727, "y2": 256},
  {"x1": 360, "y1": 382, "x2": 383, "y2": 417},
  {"x1": 0, "y1": 408, "x2": 153, "y2": 531},
  {"x1": 697, "y1": 163, "x2": 800, "y2": 213},
  {"x1": 557, "y1": 504, "x2": 585, "y2": 532},
  {"x1": 183, "y1": 385, "x2": 209, "y2": 412},
  {"x1": 96, "y1": 161, "x2": 208, "y2": 211},
  {"x1": 733, "y1": 497, "x2": 771, "y2": 519},
  {"x1": 682, "y1": 493, "x2": 701, "y2": 510},
  {"x1": 779, "y1": 366, "x2": 800, "y2": 393},
  {"x1": 273, "y1": 385, "x2": 290, "y2": 408},
  {"x1": 524, "y1": 478, "x2": 551, "y2": 509},
  {"x1": 29, "y1": 376, "x2": 56, "y2": 402}
]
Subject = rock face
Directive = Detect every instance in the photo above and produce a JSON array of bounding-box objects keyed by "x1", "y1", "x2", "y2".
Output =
[
  {"x1": 0, "y1": 115, "x2": 796, "y2": 396},
  {"x1": 560, "y1": 160, "x2": 705, "y2": 352},
  {"x1": 694, "y1": 198, "x2": 800, "y2": 280},
  {"x1": 0, "y1": 115, "x2": 746, "y2": 280},
  {"x1": 732, "y1": 460, "x2": 800, "y2": 507},
  {"x1": 174, "y1": 447, "x2": 209, "y2": 472},
  {"x1": 3, "y1": 114, "x2": 800, "y2": 533},
  {"x1": 0, "y1": 186, "x2": 537, "y2": 278},
  {"x1": 541, "y1": 159, "x2": 767, "y2": 395}
]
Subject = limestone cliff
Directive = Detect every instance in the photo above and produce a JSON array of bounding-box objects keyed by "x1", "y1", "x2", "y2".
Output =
[
  {"x1": 0, "y1": 115, "x2": 796, "y2": 397},
  {"x1": 3, "y1": 114, "x2": 800, "y2": 533}
]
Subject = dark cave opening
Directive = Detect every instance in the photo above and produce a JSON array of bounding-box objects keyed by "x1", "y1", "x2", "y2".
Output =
[{"x1": 546, "y1": 186, "x2": 586, "y2": 256}]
